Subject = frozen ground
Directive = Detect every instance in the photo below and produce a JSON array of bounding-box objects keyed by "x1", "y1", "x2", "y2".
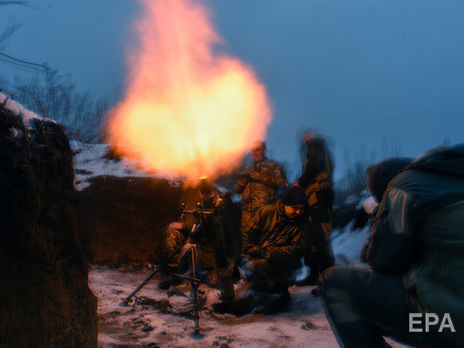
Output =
[
  {"x1": 89, "y1": 265, "x2": 335, "y2": 348},
  {"x1": 88, "y1": 227, "x2": 408, "y2": 348}
]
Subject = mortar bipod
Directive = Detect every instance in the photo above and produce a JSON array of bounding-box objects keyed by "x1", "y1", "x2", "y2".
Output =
[{"x1": 173, "y1": 244, "x2": 202, "y2": 337}]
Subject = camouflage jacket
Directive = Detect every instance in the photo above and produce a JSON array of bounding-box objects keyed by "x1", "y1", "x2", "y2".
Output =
[
  {"x1": 235, "y1": 159, "x2": 287, "y2": 212},
  {"x1": 242, "y1": 200, "x2": 309, "y2": 269}
]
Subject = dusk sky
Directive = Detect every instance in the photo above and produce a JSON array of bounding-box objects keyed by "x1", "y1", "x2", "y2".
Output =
[{"x1": 1, "y1": 0, "x2": 463, "y2": 180}]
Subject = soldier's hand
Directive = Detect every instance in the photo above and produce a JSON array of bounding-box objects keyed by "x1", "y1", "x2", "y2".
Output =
[
  {"x1": 168, "y1": 222, "x2": 183, "y2": 231},
  {"x1": 249, "y1": 171, "x2": 263, "y2": 182},
  {"x1": 363, "y1": 196, "x2": 378, "y2": 215}
]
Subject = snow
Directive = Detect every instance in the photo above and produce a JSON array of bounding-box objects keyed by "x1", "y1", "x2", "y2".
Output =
[
  {"x1": 89, "y1": 266, "x2": 336, "y2": 348},
  {"x1": 0, "y1": 91, "x2": 54, "y2": 130},
  {"x1": 88, "y1": 228, "x2": 409, "y2": 348},
  {"x1": 332, "y1": 223, "x2": 370, "y2": 266},
  {"x1": 71, "y1": 140, "x2": 179, "y2": 191}
]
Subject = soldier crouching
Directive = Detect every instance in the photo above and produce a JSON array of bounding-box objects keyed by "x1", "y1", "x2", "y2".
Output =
[
  {"x1": 162, "y1": 180, "x2": 236, "y2": 301},
  {"x1": 214, "y1": 187, "x2": 309, "y2": 315}
]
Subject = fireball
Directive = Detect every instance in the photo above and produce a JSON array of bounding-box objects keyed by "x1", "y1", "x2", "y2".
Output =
[{"x1": 107, "y1": 0, "x2": 272, "y2": 183}]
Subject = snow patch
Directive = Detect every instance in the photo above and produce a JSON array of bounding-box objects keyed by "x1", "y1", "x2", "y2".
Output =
[
  {"x1": 0, "y1": 91, "x2": 54, "y2": 130},
  {"x1": 71, "y1": 140, "x2": 179, "y2": 191},
  {"x1": 332, "y1": 222, "x2": 370, "y2": 265}
]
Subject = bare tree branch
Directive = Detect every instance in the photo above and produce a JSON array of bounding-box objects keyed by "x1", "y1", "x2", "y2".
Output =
[
  {"x1": 0, "y1": 23, "x2": 22, "y2": 46},
  {"x1": 0, "y1": 51, "x2": 46, "y2": 72},
  {"x1": 12, "y1": 67, "x2": 108, "y2": 142},
  {"x1": 0, "y1": 19, "x2": 45, "y2": 72}
]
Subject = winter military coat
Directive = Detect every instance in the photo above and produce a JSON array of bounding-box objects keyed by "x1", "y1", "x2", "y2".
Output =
[
  {"x1": 297, "y1": 136, "x2": 333, "y2": 195},
  {"x1": 242, "y1": 200, "x2": 309, "y2": 269},
  {"x1": 364, "y1": 144, "x2": 464, "y2": 345},
  {"x1": 235, "y1": 159, "x2": 287, "y2": 212}
]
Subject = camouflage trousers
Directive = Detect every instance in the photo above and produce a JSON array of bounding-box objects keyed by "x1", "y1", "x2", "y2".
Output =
[
  {"x1": 239, "y1": 209, "x2": 256, "y2": 260},
  {"x1": 165, "y1": 226, "x2": 187, "y2": 269},
  {"x1": 240, "y1": 209, "x2": 256, "y2": 236}
]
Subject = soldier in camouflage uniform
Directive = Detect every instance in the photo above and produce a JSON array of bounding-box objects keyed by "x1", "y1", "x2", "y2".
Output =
[
  {"x1": 163, "y1": 181, "x2": 235, "y2": 300},
  {"x1": 165, "y1": 185, "x2": 217, "y2": 271},
  {"x1": 235, "y1": 141, "x2": 287, "y2": 240}
]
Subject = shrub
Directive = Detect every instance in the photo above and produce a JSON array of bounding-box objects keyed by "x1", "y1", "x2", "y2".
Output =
[{"x1": 8, "y1": 66, "x2": 108, "y2": 142}]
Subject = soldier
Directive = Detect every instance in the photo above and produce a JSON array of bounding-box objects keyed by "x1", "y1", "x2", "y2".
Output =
[
  {"x1": 294, "y1": 130, "x2": 334, "y2": 286},
  {"x1": 163, "y1": 180, "x2": 235, "y2": 302},
  {"x1": 235, "y1": 141, "x2": 287, "y2": 239},
  {"x1": 215, "y1": 186, "x2": 309, "y2": 315},
  {"x1": 319, "y1": 145, "x2": 464, "y2": 347},
  {"x1": 164, "y1": 183, "x2": 218, "y2": 273}
]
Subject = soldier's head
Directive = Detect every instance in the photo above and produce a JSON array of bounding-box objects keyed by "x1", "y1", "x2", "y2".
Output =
[
  {"x1": 251, "y1": 141, "x2": 266, "y2": 163},
  {"x1": 302, "y1": 129, "x2": 318, "y2": 145},
  {"x1": 282, "y1": 187, "x2": 307, "y2": 219},
  {"x1": 366, "y1": 157, "x2": 413, "y2": 203},
  {"x1": 198, "y1": 177, "x2": 216, "y2": 206}
]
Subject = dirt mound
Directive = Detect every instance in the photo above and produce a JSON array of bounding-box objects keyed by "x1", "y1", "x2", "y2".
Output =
[
  {"x1": 77, "y1": 175, "x2": 182, "y2": 264},
  {"x1": 0, "y1": 105, "x2": 97, "y2": 346}
]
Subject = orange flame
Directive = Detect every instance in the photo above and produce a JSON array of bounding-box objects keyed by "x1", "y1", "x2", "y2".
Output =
[{"x1": 107, "y1": 0, "x2": 271, "y2": 183}]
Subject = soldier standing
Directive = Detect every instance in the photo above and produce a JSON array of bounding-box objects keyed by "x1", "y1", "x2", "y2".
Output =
[
  {"x1": 294, "y1": 130, "x2": 334, "y2": 286},
  {"x1": 235, "y1": 141, "x2": 287, "y2": 239}
]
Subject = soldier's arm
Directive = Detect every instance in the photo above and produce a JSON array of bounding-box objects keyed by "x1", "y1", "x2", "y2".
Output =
[
  {"x1": 364, "y1": 188, "x2": 416, "y2": 274},
  {"x1": 235, "y1": 166, "x2": 252, "y2": 194},
  {"x1": 264, "y1": 226, "x2": 305, "y2": 265}
]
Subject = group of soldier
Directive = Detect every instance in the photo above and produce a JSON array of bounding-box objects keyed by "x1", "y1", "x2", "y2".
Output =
[
  {"x1": 163, "y1": 130, "x2": 334, "y2": 312},
  {"x1": 162, "y1": 134, "x2": 464, "y2": 347},
  {"x1": 236, "y1": 136, "x2": 333, "y2": 294}
]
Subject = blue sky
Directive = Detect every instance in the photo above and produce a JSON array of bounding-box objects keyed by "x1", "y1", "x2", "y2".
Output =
[{"x1": 1, "y1": 0, "x2": 463, "y2": 181}]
